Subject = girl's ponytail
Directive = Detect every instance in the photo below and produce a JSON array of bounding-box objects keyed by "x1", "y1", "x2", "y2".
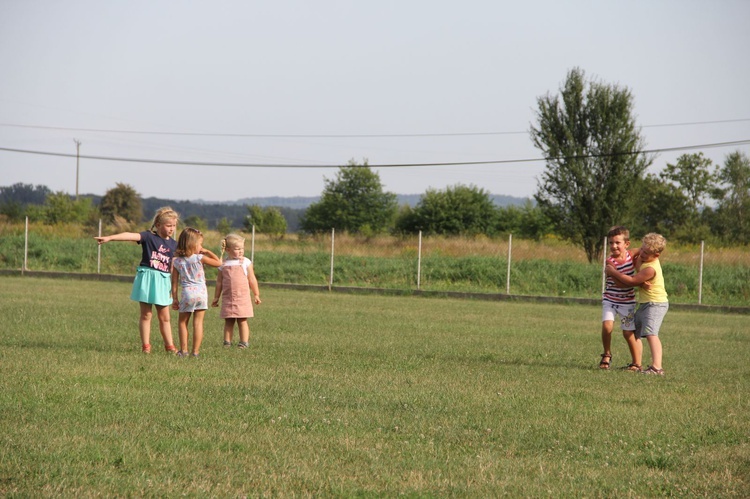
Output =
[{"x1": 220, "y1": 238, "x2": 227, "y2": 261}]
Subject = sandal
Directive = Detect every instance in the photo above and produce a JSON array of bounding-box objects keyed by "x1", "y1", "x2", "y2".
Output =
[
  {"x1": 623, "y1": 363, "x2": 642, "y2": 372},
  {"x1": 238, "y1": 342, "x2": 249, "y2": 349},
  {"x1": 142, "y1": 344, "x2": 151, "y2": 354},
  {"x1": 599, "y1": 353, "x2": 612, "y2": 370},
  {"x1": 223, "y1": 340, "x2": 232, "y2": 347},
  {"x1": 641, "y1": 365, "x2": 665, "y2": 376},
  {"x1": 165, "y1": 345, "x2": 177, "y2": 353}
]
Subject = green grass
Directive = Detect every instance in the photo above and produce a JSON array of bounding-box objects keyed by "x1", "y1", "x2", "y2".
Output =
[{"x1": 1, "y1": 276, "x2": 748, "y2": 496}]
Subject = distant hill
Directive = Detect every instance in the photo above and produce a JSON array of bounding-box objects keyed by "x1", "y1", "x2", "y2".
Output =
[
  {"x1": 140, "y1": 194, "x2": 531, "y2": 232},
  {"x1": 212, "y1": 196, "x2": 317, "y2": 210},
  {"x1": 219, "y1": 193, "x2": 530, "y2": 209}
]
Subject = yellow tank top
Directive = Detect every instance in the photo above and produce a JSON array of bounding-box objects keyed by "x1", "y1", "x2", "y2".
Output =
[{"x1": 639, "y1": 259, "x2": 668, "y2": 303}]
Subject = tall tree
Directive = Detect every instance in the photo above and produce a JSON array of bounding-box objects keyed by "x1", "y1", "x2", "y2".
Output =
[
  {"x1": 712, "y1": 150, "x2": 750, "y2": 243},
  {"x1": 300, "y1": 160, "x2": 397, "y2": 235},
  {"x1": 99, "y1": 183, "x2": 143, "y2": 224},
  {"x1": 661, "y1": 153, "x2": 714, "y2": 216},
  {"x1": 658, "y1": 152, "x2": 715, "y2": 242},
  {"x1": 530, "y1": 68, "x2": 652, "y2": 262}
]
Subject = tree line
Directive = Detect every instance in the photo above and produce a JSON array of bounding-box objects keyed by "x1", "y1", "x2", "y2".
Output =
[{"x1": 0, "y1": 183, "x2": 305, "y2": 233}]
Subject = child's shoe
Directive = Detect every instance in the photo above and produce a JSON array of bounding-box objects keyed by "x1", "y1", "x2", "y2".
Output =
[
  {"x1": 238, "y1": 342, "x2": 249, "y2": 349},
  {"x1": 641, "y1": 365, "x2": 665, "y2": 376},
  {"x1": 165, "y1": 344, "x2": 177, "y2": 353},
  {"x1": 175, "y1": 351, "x2": 188, "y2": 358},
  {"x1": 598, "y1": 353, "x2": 612, "y2": 370},
  {"x1": 622, "y1": 363, "x2": 641, "y2": 372},
  {"x1": 223, "y1": 340, "x2": 232, "y2": 347},
  {"x1": 142, "y1": 344, "x2": 151, "y2": 354}
]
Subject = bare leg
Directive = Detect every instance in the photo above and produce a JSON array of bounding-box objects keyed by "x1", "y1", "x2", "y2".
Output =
[
  {"x1": 192, "y1": 310, "x2": 206, "y2": 355},
  {"x1": 622, "y1": 330, "x2": 642, "y2": 367},
  {"x1": 156, "y1": 304, "x2": 175, "y2": 350},
  {"x1": 139, "y1": 302, "x2": 153, "y2": 349},
  {"x1": 224, "y1": 319, "x2": 236, "y2": 344},
  {"x1": 600, "y1": 320, "x2": 613, "y2": 367},
  {"x1": 178, "y1": 312, "x2": 191, "y2": 353},
  {"x1": 238, "y1": 318, "x2": 250, "y2": 345},
  {"x1": 645, "y1": 336, "x2": 663, "y2": 370},
  {"x1": 601, "y1": 320, "x2": 613, "y2": 355}
]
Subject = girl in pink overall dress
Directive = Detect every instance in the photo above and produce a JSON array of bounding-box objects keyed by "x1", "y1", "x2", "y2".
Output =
[{"x1": 212, "y1": 234, "x2": 261, "y2": 348}]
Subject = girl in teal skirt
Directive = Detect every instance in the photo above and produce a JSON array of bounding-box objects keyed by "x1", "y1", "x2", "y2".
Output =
[{"x1": 95, "y1": 207, "x2": 180, "y2": 353}]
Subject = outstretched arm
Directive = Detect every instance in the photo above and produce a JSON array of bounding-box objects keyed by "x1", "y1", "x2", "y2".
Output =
[{"x1": 94, "y1": 232, "x2": 141, "y2": 245}]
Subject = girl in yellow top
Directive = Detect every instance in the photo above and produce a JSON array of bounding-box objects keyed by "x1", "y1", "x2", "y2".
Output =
[{"x1": 606, "y1": 233, "x2": 668, "y2": 375}]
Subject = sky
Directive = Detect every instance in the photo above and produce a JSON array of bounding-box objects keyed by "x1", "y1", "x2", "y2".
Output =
[{"x1": 1, "y1": 0, "x2": 749, "y2": 203}]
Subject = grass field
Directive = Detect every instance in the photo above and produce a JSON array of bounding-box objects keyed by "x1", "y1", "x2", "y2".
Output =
[{"x1": 1, "y1": 276, "x2": 748, "y2": 496}]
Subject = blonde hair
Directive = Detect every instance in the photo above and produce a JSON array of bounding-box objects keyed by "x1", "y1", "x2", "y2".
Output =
[
  {"x1": 642, "y1": 233, "x2": 666, "y2": 255},
  {"x1": 175, "y1": 227, "x2": 202, "y2": 257},
  {"x1": 150, "y1": 206, "x2": 180, "y2": 232},
  {"x1": 220, "y1": 233, "x2": 245, "y2": 260}
]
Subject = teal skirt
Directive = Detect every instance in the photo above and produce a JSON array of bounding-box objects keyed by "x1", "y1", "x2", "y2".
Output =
[{"x1": 130, "y1": 267, "x2": 172, "y2": 306}]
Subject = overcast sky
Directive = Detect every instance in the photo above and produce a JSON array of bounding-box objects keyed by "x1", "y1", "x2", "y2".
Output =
[{"x1": 1, "y1": 0, "x2": 749, "y2": 203}]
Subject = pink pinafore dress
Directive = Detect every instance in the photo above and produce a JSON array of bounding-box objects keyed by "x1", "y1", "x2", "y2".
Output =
[{"x1": 218, "y1": 258, "x2": 254, "y2": 319}]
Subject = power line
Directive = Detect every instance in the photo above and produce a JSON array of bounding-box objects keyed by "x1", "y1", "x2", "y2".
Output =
[
  {"x1": 1, "y1": 139, "x2": 749, "y2": 168},
  {"x1": 0, "y1": 118, "x2": 749, "y2": 138}
]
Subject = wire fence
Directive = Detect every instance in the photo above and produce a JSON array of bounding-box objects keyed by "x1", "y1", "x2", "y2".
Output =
[{"x1": 5, "y1": 218, "x2": 749, "y2": 309}]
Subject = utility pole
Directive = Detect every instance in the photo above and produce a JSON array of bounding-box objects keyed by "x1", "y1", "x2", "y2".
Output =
[{"x1": 74, "y1": 139, "x2": 81, "y2": 200}]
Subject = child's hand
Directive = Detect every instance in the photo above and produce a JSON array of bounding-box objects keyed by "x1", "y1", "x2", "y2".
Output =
[
  {"x1": 640, "y1": 280, "x2": 653, "y2": 291},
  {"x1": 94, "y1": 236, "x2": 109, "y2": 245},
  {"x1": 211, "y1": 298, "x2": 219, "y2": 307},
  {"x1": 254, "y1": 295, "x2": 262, "y2": 305},
  {"x1": 172, "y1": 299, "x2": 179, "y2": 310}
]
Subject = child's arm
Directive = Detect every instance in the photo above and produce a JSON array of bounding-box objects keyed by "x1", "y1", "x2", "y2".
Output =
[
  {"x1": 606, "y1": 264, "x2": 655, "y2": 287},
  {"x1": 212, "y1": 268, "x2": 223, "y2": 307},
  {"x1": 171, "y1": 265, "x2": 180, "y2": 310},
  {"x1": 199, "y1": 249, "x2": 222, "y2": 268},
  {"x1": 247, "y1": 263, "x2": 262, "y2": 305},
  {"x1": 605, "y1": 263, "x2": 632, "y2": 288},
  {"x1": 629, "y1": 248, "x2": 642, "y2": 270},
  {"x1": 94, "y1": 232, "x2": 141, "y2": 245}
]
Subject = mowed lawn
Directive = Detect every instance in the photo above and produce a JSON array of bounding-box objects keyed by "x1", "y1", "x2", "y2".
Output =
[{"x1": 0, "y1": 276, "x2": 748, "y2": 497}]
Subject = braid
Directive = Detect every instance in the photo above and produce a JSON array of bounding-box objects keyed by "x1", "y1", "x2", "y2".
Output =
[{"x1": 220, "y1": 238, "x2": 227, "y2": 260}]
